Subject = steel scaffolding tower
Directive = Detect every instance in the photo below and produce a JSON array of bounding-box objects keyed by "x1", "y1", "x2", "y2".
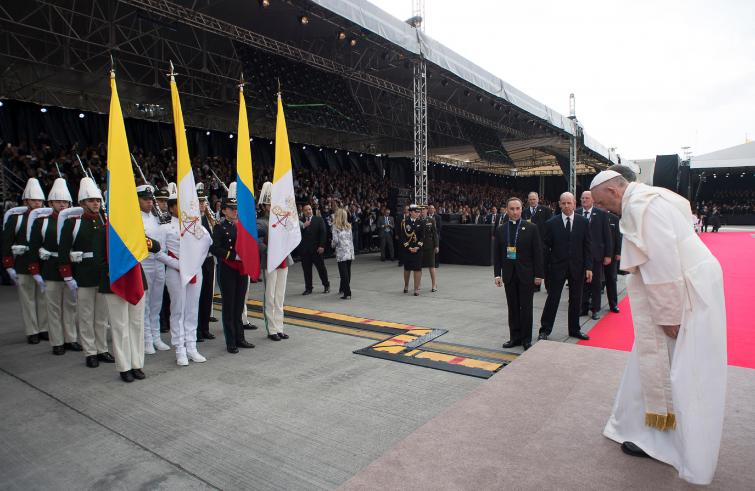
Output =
[
  {"x1": 412, "y1": 0, "x2": 428, "y2": 205},
  {"x1": 568, "y1": 93, "x2": 579, "y2": 195}
]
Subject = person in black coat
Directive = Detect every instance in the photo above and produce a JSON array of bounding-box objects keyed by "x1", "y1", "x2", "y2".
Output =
[
  {"x1": 299, "y1": 204, "x2": 330, "y2": 295},
  {"x1": 577, "y1": 190, "x2": 613, "y2": 320},
  {"x1": 538, "y1": 192, "x2": 593, "y2": 341},
  {"x1": 494, "y1": 198, "x2": 544, "y2": 350},
  {"x1": 196, "y1": 190, "x2": 217, "y2": 342},
  {"x1": 604, "y1": 211, "x2": 622, "y2": 313},
  {"x1": 523, "y1": 192, "x2": 553, "y2": 291}
]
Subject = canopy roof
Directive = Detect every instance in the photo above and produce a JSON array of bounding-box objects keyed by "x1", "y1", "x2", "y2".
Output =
[{"x1": 690, "y1": 142, "x2": 755, "y2": 170}]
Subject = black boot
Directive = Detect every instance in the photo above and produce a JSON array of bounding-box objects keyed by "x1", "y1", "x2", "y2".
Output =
[
  {"x1": 38, "y1": 331, "x2": 49, "y2": 341},
  {"x1": 52, "y1": 345, "x2": 65, "y2": 356},
  {"x1": 64, "y1": 341, "x2": 83, "y2": 351},
  {"x1": 27, "y1": 334, "x2": 40, "y2": 344},
  {"x1": 86, "y1": 355, "x2": 99, "y2": 368}
]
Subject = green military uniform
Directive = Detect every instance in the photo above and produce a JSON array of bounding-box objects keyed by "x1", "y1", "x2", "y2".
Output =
[
  {"x1": 58, "y1": 211, "x2": 111, "y2": 364},
  {"x1": 2, "y1": 211, "x2": 49, "y2": 339},
  {"x1": 421, "y1": 215, "x2": 438, "y2": 269},
  {"x1": 29, "y1": 212, "x2": 78, "y2": 352}
]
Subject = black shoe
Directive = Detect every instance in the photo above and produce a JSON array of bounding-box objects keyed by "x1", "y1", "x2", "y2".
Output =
[
  {"x1": 571, "y1": 331, "x2": 590, "y2": 341},
  {"x1": 227, "y1": 346, "x2": 239, "y2": 354},
  {"x1": 196, "y1": 337, "x2": 205, "y2": 343},
  {"x1": 610, "y1": 307, "x2": 620, "y2": 314},
  {"x1": 302, "y1": 290, "x2": 312, "y2": 295},
  {"x1": 131, "y1": 369, "x2": 146, "y2": 380},
  {"x1": 237, "y1": 340, "x2": 255, "y2": 348},
  {"x1": 97, "y1": 352, "x2": 115, "y2": 363},
  {"x1": 340, "y1": 295, "x2": 351, "y2": 300},
  {"x1": 278, "y1": 332, "x2": 289, "y2": 340},
  {"x1": 268, "y1": 334, "x2": 281, "y2": 341},
  {"x1": 120, "y1": 371, "x2": 135, "y2": 383},
  {"x1": 403, "y1": 288, "x2": 408, "y2": 294},
  {"x1": 64, "y1": 342, "x2": 83, "y2": 351},
  {"x1": 52, "y1": 345, "x2": 65, "y2": 356},
  {"x1": 86, "y1": 355, "x2": 99, "y2": 368},
  {"x1": 242, "y1": 324, "x2": 257, "y2": 331},
  {"x1": 209, "y1": 316, "x2": 218, "y2": 322},
  {"x1": 502, "y1": 340, "x2": 521, "y2": 349},
  {"x1": 38, "y1": 331, "x2": 49, "y2": 341},
  {"x1": 522, "y1": 342, "x2": 532, "y2": 351},
  {"x1": 203, "y1": 332, "x2": 216, "y2": 339},
  {"x1": 621, "y1": 441, "x2": 650, "y2": 458},
  {"x1": 538, "y1": 333, "x2": 548, "y2": 341},
  {"x1": 323, "y1": 286, "x2": 330, "y2": 294},
  {"x1": 591, "y1": 312, "x2": 600, "y2": 320},
  {"x1": 27, "y1": 334, "x2": 40, "y2": 344}
]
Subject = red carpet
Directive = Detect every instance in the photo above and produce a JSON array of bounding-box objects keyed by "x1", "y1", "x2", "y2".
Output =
[{"x1": 579, "y1": 232, "x2": 755, "y2": 369}]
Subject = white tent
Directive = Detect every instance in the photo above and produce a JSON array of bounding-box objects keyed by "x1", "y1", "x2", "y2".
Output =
[{"x1": 690, "y1": 142, "x2": 755, "y2": 169}]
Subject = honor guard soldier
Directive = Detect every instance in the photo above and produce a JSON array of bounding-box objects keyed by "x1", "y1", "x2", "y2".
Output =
[
  {"x1": 154, "y1": 186, "x2": 172, "y2": 334},
  {"x1": 28, "y1": 178, "x2": 82, "y2": 355},
  {"x1": 3, "y1": 178, "x2": 49, "y2": 343},
  {"x1": 400, "y1": 204, "x2": 425, "y2": 296},
  {"x1": 58, "y1": 177, "x2": 115, "y2": 368},
  {"x1": 257, "y1": 181, "x2": 292, "y2": 342},
  {"x1": 136, "y1": 184, "x2": 171, "y2": 354},
  {"x1": 210, "y1": 195, "x2": 256, "y2": 353},
  {"x1": 197, "y1": 186, "x2": 217, "y2": 342},
  {"x1": 157, "y1": 188, "x2": 207, "y2": 366},
  {"x1": 103, "y1": 233, "x2": 161, "y2": 383}
]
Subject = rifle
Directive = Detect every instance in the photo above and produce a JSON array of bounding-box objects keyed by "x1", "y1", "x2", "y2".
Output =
[
  {"x1": 209, "y1": 168, "x2": 229, "y2": 193},
  {"x1": 131, "y1": 153, "x2": 163, "y2": 219},
  {"x1": 75, "y1": 154, "x2": 106, "y2": 225}
]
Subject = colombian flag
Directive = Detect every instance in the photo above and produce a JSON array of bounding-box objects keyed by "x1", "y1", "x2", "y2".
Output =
[
  {"x1": 106, "y1": 71, "x2": 148, "y2": 304},
  {"x1": 235, "y1": 85, "x2": 260, "y2": 280},
  {"x1": 267, "y1": 93, "x2": 301, "y2": 272}
]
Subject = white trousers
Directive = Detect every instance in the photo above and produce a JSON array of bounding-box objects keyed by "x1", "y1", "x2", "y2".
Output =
[
  {"x1": 142, "y1": 257, "x2": 166, "y2": 345},
  {"x1": 77, "y1": 287, "x2": 109, "y2": 356},
  {"x1": 106, "y1": 294, "x2": 145, "y2": 372},
  {"x1": 17, "y1": 274, "x2": 48, "y2": 336},
  {"x1": 264, "y1": 268, "x2": 288, "y2": 335},
  {"x1": 45, "y1": 281, "x2": 77, "y2": 346},
  {"x1": 165, "y1": 268, "x2": 202, "y2": 354}
]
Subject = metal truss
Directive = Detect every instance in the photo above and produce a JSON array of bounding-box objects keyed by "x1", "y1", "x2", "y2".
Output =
[{"x1": 413, "y1": 57, "x2": 428, "y2": 205}]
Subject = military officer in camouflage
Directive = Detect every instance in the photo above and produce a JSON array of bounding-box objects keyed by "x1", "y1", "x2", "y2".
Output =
[
  {"x1": 28, "y1": 178, "x2": 82, "y2": 355},
  {"x1": 2, "y1": 178, "x2": 49, "y2": 344},
  {"x1": 58, "y1": 177, "x2": 115, "y2": 368}
]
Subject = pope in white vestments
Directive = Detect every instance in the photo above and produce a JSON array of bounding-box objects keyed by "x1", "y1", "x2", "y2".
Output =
[{"x1": 590, "y1": 170, "x2": 727, "y2": 485}]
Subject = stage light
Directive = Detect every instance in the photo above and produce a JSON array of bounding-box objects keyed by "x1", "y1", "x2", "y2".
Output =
[
  {"x1": 302, "y1": 145, "x2": 307, "y2": 150},
  {"x1": 337, "y1": 31, "x2": 347, "y2": 41},
  {"x1": 79, "y1": 113, "x2": 85, "y2": 118},
  {"x1": 299, "y1": 15, "x2": 309, "y2": 25},
  {"x1": 269, "y1": 140, "x2": 273, "y2": 144},
  {"x1": 334, "y1": 150, "x2": 338, "y2": 154},
  {"x1": 40, "y1": 107, "x2": 47, "y2": 113},
  {"x1": 229, "y1": 134, "x2": 234, "y2": 139},
  {"x1": 250, "y1": 138, "x2": 253, "y2": 142},
  {"x1": 346, "y1": 151, "x2": 350, "y2": 155},
  {"x1": 0, "y1": 101, "x2": 4, "y2": 107},
  {"x1": 349, "y1": 38, "x2": 357, "y2": 47},
  {"x1": 359, "y1": 153, "x2": 363, "y2": 157},
  {"x1": 260, "y1": 0, "x2": 270, "y2": 7},
  {"x1": 206, "y1": 131, "x2": 211, "y2": 136}
]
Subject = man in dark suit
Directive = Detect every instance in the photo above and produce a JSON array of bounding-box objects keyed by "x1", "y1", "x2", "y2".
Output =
[
  {"x1": 379, "y1": 208, "x2": 395, "y2": 261},
  {"x1": 299, "y1": 204, "x2": 329, "y2": 295},
  {"x1": 494, "y1": 197, "x2": 544, "y2": 350},
  {"x1": 539, "y1": 192, "x2": 593, "y2": 341},
  {"x1": 523, "y1": 192, "x2": 552, "y2": 291},
  {"x1": 577, "y1": 190, "x2": 613, "y2": 320},
  {"x1": 604, "y1": 211, "x2": 622, "y2": 313}
]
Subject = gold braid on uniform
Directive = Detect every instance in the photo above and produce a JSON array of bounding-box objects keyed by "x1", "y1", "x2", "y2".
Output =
[{"x1": 401, "y1": 219, "x2": 416, "y2": 248}]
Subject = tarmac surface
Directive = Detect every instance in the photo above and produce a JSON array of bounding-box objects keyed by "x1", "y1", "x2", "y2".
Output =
[{"x1": 0, "y1": 252, "x2": 625, "y2": 490}]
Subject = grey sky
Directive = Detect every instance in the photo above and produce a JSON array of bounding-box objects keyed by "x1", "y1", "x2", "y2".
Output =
[{"x1": 370, "y1": 0, "x2": 755, "y2": 159}]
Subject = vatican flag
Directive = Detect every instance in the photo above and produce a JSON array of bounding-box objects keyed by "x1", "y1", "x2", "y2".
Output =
[{"x1": 267, "y1": 93, "x2": 301, "y2": 272}]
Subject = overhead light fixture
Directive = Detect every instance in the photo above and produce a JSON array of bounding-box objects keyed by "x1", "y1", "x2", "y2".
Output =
[
  {"x1": 229, "y1": 134, "x2": 234, "y2": 139},
  {"x1": 0, "y1": 101, "x2": 4, "y2": 107},
  {"x1": 337, "y1": 31, "x2": 347, "y2": 41},
  {"x1": 260, "y1": 0, "x2": 270, "y2": 7},
  {"x1": 40, "y1": 107, "x2": 48, "y2": 113},
  {"x1": 349, "y1": 38, "x2": 357, "y2": 47},
  {"x1": 206, "y1": 131, "x2": 211, "y2": 136},
  {"x1": 299, "y1": 15, "x2": 309, "y2": 25},
  {"x1": 78, "y1": 113, "x2": 85, "y2": 118},
  {"x1": 302, "y1": 145, "x2": 307, "y2": 150}
]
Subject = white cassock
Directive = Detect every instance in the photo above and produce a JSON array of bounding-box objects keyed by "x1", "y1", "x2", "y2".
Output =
[{"x1": 603, "y1": 182, "x2": 727, "y2": 485}]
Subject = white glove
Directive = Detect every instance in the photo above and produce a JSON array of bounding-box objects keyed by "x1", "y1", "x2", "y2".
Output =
[
  {"x1": 39, "y1": 248, "x2": 52, "y2": 260},
  {"x1": 5, "y1": 268, "x2": 17, "y2": 284},
  {"x1": 11, "y1": 245, "x2": 29, "y2": 256},
  {"x1": 32, "y1": 274, "x2": 46, "y2": 293},
  {"x1": 69, "y1": 251, "x2": 83, "y2": 263},
  {"x1": 64, "y1": 277, "x2": 77, "y2": 292}
]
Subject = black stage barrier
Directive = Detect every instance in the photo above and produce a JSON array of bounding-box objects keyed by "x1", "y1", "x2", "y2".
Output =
[
  {"x1": 439, "y1": 224, "x2": 493, "y2": 266},
  {"x1": 723, "y1": 215, "x2": 755, "y2": 226}
]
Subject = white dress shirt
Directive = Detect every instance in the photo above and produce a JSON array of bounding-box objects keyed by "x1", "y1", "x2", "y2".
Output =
[{"x1": 562, "y1": 212, "x2": 575, "y2": 228}]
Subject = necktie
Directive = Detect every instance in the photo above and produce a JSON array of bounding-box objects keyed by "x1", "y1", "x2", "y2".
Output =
[
  {"x1": 584, "y1": 210, "x2": 589, "y2": 218},
  {"x1": 566, "y1": 216, "x2": 571, "y2": 234}
]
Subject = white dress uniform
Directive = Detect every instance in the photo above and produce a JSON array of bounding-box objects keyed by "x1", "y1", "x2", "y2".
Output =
[
  {"x1": 158, "y1": 215, "x2": 205, "y2": 365},
  {"x1": 141, "y1": 209, "x2": 170, "y2": 353}
]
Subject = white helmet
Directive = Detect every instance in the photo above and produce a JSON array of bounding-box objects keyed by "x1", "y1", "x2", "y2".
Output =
[
  {"x1": 22, "y1": 178, "x2": 45, "y2": 201},
  {"x1": 167, "y1": 182, "x2": 178, "y2": 200},
  {"x1": 227, "y1": 182, "x2": 237, "y2": 200},
  {"x1": 196, "y1": 182, "x2": 205, "y2": 192},
  {"x1": 259, "y1": 181, "x2": 272, "y2": 205},
  {"x1": 48, "y1": 178, "x2": 72, "y2": 202},
  {"x1": 78, "y1": 177, "x2": 103, "y2": 202}
]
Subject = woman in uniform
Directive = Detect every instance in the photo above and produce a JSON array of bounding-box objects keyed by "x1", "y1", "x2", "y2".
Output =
[
  {"x1": 400, "y1": 204, "x2": 425, "y2": 296},
  {"x1": 420, "y1": 206, "x2": 439, "y2": 292}
]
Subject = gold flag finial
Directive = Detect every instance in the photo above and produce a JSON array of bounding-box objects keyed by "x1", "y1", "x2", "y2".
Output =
[
  {"x1": 109, "y1": 54, "x2": 115, "y2": 79},
  {"x1": 238, "y1": 72, "x2": 247, "y2": 93},
  {"x1": 167, "y1": 60, "x2": 177, "y2": 80}
]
